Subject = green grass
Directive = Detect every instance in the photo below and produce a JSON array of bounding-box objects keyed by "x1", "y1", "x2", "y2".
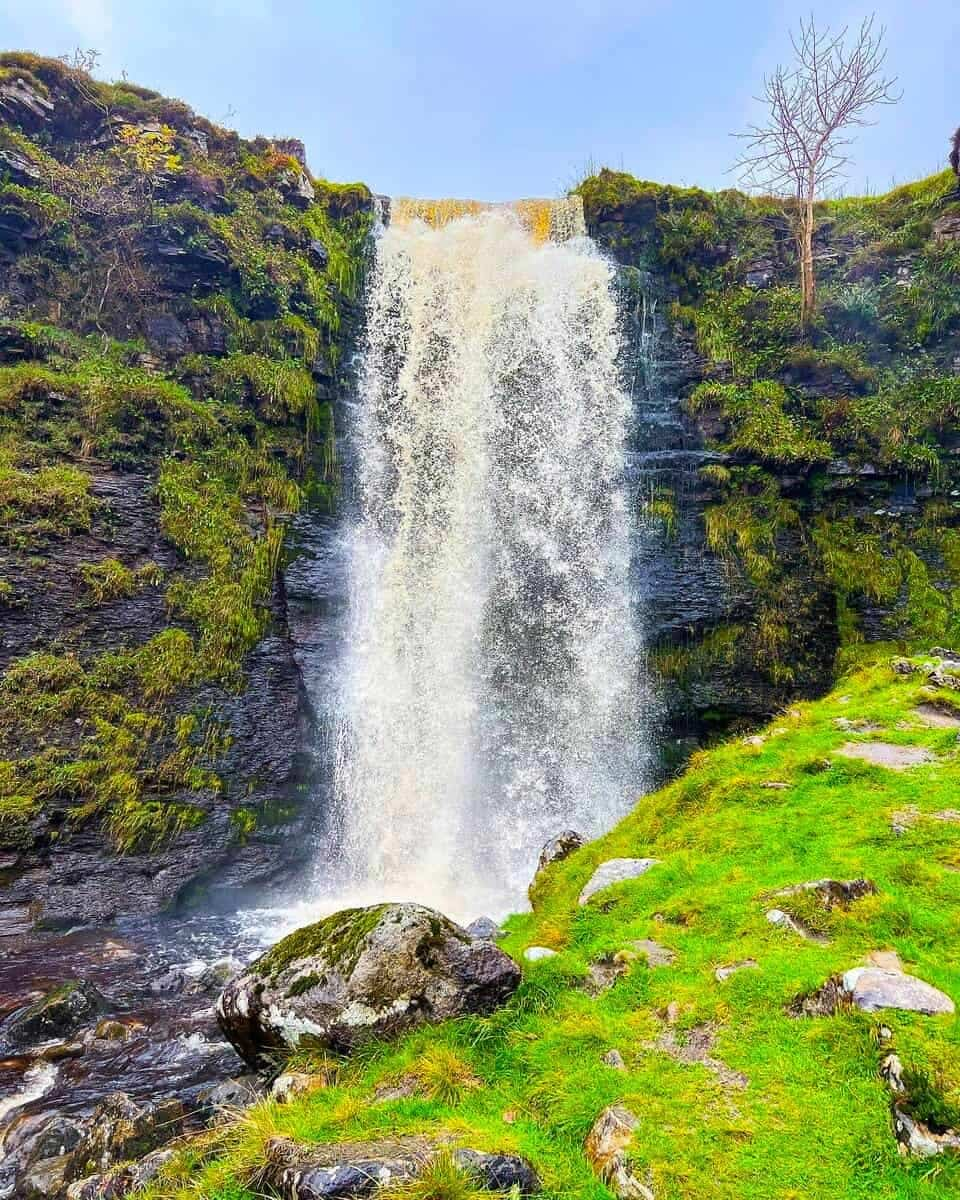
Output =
[{"x1": 143, "y1": 652, "x2": 960, "y2": 1199}]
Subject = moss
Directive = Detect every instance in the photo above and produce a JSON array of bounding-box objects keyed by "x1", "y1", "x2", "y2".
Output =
[
  {"x1": 255, "y1": 905, "x2": 391, "y2": 978},
  {"x1": 688, "y1": 379, "x2": 831, "y2": 465},
  {"x1": 80, "y1": 558, "x2": 136, "y2": 605}
]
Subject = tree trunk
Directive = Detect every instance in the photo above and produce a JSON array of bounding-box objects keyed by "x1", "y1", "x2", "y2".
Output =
[{"x1": 799, "y1": 196, "x2": 816, "y2": 331}]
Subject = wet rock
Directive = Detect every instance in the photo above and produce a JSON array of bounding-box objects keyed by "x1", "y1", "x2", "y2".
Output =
[
  {"x1": 715, "y1": 959, "x2": 758, "y2": 982},
  {"x1": 150, "y1": 967, "x2": 189, "y2": 995},
  {"x1": 585, "y1": 1105, "x2": 654, "y2": 1200},
  {"x1": 578, "y1": 858, "x2": 659, "y2": 905},
  {"x1": 217, "y1": 903, "x2": 521, "y2": 1066},
  {"x1": 21, "y1": 1155, "x2": 71, "y2": 1199},
  {"x1": 93, "y1": 1019, "x2": 130, "y2": 1042},
  {"x1": 66, "y1": 1093, "x2": 187, "y2": 1183},
  {"x1": 261, "y1": 1135, "x2": 539, "y2": 1198},
  {"x1": 308, "y1": 239, "x2": 329, "y2": 268},
  {"x1": 198, "y1": 1073, "x2": 264, "y2": 1116},
  {"x1": 529, "y1": 830, "x2": 585, "y2": 900},
  {"x1": 65, "y1": 1147, "x2": 176, "y2": 1199},
  {"x1": 466, "y1": 916, "x2": 505, "y2": 941},
  {"x1": 2, "y1": 981, "x2": 108, "y2": 1050},
  {"x1": 184, "y1": 957, "x2": 243, "y2": 995},
  {"x1": 841, "y1": 968, "x2": 954, "y2": 1015},
  {"x1": 144, "y1": 312, "x2": 190, "y2": 357},
  {"x1": 537, "y1": 830, "x2": 585, "y2": 873},
  {"x1": 452, "y1": 1148, "x2": 540, "y2": 1194}
]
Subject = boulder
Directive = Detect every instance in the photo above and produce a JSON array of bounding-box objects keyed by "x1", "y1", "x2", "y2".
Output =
[
  {"x1": 216, "y1": 903, "x2": 521, "y2": 1065},
  {"x1": 841, "y1": 968, "x2": 954, "y2": 1015},
  {"x1": 66, "y1": 1093, "x2": 187, "y2": 1183},
  {"x1": 65, "y1": 1148, "x2": 176, "y2": 1199},
  {"x1": 579, "y1": 858, "x2": 659, "y2": 906},
  {"x1": 1, "y1": 981, "x2": 108, "y2": 1050},
  {"x1": 261, "y1": 1136, "x2": 539, "y2": 1198}
]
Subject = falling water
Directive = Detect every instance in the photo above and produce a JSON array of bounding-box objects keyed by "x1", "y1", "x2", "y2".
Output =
[{"x1": 321, "y1": 197, "x2": 649, "y2": 921}]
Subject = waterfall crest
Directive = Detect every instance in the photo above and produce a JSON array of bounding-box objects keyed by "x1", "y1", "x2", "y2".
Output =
[{"x1": 324, "y1": 199, "x2": 648, "y2": 920}]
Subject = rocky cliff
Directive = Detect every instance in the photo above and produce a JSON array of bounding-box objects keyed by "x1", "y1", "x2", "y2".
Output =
[
  {"x1": 580, "y1": 167, "x2": 960, "y2": 752},
  {"x1": 0, "y1": 54, "x2": 372, "y2": 929}
]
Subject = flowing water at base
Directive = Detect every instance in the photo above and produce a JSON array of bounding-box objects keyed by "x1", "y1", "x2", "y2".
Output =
[{"x1": 307, "y1": 199, "x2": 650, "y2": 922}]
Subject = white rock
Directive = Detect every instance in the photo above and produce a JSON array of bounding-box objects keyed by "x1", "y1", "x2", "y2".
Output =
[
  {"x1": 579, "y1": 858, "x2": 659, "y2": 906},
  {"x1": 523, "y1": 946, "x2": 558, "y2": 962},
  {"x1": 841, "y1": 968, "x2": 954, "y2": 1015}
]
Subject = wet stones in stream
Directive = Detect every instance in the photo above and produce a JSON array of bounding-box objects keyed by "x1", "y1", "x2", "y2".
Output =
[{"x1": 1, "y1": 983, "x2": 108, "y2": 1052}]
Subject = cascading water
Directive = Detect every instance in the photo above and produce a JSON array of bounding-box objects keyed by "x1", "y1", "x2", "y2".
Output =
[{"x1": 318, "y1": 197, "x2": 651, "y2": 921}]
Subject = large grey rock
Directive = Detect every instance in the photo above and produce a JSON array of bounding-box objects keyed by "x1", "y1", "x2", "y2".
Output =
[
  {"x1": 217, "y1": 903, "x2": 521, "y2": 1066},
  {"x1": 841, "y1": 968, "x2": 955, "y2": 1015},
  {"x1": 578, "y1": 858, "x2": 659, "y2": 906}
]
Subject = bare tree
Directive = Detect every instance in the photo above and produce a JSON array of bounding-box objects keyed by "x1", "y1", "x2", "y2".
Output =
[{"x1": 734, "y1": 15, "x2": 900, "y2": 328}]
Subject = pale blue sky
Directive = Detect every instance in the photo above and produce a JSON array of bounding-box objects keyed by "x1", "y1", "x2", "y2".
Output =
[{"x1": 1, "y1": 1, "x2": 956, "y2": 201}]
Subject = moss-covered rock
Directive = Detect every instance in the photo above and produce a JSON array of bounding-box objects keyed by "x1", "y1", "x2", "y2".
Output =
[{"x1": 216, "y1": 903, "x2": 521, "y2": 1065}]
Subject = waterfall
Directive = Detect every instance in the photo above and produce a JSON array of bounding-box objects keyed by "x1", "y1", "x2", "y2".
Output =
[{"x1": 320, "y1": 198, "x2": 650, "y2": 921}]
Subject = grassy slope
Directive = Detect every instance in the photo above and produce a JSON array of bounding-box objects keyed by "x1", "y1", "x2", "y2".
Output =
[{"x1": 148, "y1": 648, "x2": 960, "y2": 1199}]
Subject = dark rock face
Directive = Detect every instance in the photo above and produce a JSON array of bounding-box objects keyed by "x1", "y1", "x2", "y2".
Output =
[
  {"x1": 217, "y1": 903, "x2": 521, "y2": 1065},
  {"x1": 1, "y1": 980, "x2": 107, "y2": 1050}
]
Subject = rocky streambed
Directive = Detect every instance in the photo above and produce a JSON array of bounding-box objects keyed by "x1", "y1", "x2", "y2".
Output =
[{"x1": 0, "y1": 910, "x2": 282, "y2": 1198}]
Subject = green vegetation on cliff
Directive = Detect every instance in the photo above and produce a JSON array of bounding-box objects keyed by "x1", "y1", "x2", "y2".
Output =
[
  {"x1": 0, "y1": 54, "x2": 371, "y2": 866},
  {"x1": 143, "y1": 649, "x2": 960, "y2": 1199},
  {"x1": 580, "y1": 166, "x2": 960, "y2": 721}
]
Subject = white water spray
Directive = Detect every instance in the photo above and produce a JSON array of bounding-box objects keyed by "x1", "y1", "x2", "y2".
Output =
[{"x1": 321, "y1": 199, "x2": 648, "y2": 921}]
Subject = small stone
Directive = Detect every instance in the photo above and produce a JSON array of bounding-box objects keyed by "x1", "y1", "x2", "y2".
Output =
[
  {"x1": 773, "y1": 878, "x2": 876, "y2": 909},
  {"x1": 761, "y1": 781, "x2": 789, "y2": 790},
  {"x1": 743, "y1": 735, "x2": 765, "y2": 747},
  {"x1": 932, "y1": 809, "x2": 960, "y2": 823},
  {"x1": 891, "y1": 658, "x2": 918, "y2": 675},
  {"x1": 891, "y1": 806, "x2": 920, "y2": 834},
  {"x1": 631, "y1": 939, "x2": 675, "y2": 967},
  {"x1": 373, "y1": 1074, "x2": 420, "y2": 1101},
  {"x1": 715, "y1": 959, "x2": 758, "y2": 982},
  {"x1": 766, "y1": 909, "x2": 828, "y2": 943},
  {"x1": 523, "y1": 946, "x2": 558, "y2": 962},
  {"x1": 93, "y1": 1019, "x2": 130, "y2": 1042},
  {"x1": 465, "y1": 917, "x2": 505, "y2": 941},
  {"x1": 578, "y1": 858, "x2": 659, "y2": 906},
  {"x1": 841, "y1": 968, "x2": 954, "y2": 1015},
  {"x1": 271, "y1": 1071, "x2": 332, "y2": 1104},
  {"x1": 867, "y1": 950, "x2": 903, "y2": 972},
  {"x1": 585, "y1": 1106, "x2": 654, "y2": 1200},
  {"x1": 602, "y1": 1049, "x2": 626, "y2": 1070}
]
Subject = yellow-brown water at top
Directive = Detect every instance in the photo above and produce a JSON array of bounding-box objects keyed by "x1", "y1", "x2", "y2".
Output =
[{"x1": 390, "y1": 196, "x2": 585, "y2": 243}]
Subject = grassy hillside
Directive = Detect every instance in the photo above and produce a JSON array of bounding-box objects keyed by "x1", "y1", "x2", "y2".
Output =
[{"x1": 145, "y1": 646, "x2": 960, "y2": 1198}]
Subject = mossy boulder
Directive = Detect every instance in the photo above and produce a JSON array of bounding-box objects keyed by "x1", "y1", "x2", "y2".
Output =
[
  {"x1": 216, "y1": 903, "x2": 521, "y2": 1066},
  {"x1": 1, "y1": 979, "x2": 107, "y2": 1050}
]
